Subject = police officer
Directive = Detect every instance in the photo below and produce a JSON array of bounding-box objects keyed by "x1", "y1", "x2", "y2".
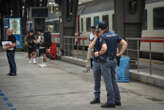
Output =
[
  {"x1": 89, "y1": 28, "x2": 105, "y2": 104},
  {"x1": 91, "y1": 22, "x2": 128, "y2": 108}
]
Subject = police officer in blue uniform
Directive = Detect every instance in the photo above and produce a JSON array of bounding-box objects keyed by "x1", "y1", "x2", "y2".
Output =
[
  {"x1": 89, "y1": 29, "x2": 103, "y2": 104},
  {"x1": 90, "y1": 22, "x2": 128, "y2": 108}
]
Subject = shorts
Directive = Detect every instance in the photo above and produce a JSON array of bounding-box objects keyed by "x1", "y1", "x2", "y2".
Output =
[
  {"x1": 40, "y1": 48, "x2": 46, "y2": 55},
  {"x1": 28, "y1": 47, "x2": 36, "y2": 54}
]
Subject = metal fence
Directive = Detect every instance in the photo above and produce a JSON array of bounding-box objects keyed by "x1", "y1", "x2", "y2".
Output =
[
  {"x1": 53, "y1": 36, "x2": 88, "y2": 59},
  {"x1": 126, "y1": 37, "x2": 164, "y2": 76},
  {"x1": 53, "y1": 36, "x2": 164, "y2": 77}
]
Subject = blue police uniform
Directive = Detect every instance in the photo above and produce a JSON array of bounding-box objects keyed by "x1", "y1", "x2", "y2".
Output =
[{"x1": 100, "y1": 31, "x2": 122, "y2": 105}]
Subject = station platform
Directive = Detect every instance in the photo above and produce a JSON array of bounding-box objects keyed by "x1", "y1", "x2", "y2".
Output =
[{"x1": 0, "y1": 52, "x2": 164, "y2": 110}]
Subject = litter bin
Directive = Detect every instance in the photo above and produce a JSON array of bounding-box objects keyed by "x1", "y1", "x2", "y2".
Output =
[{"x1": 116, "y1": 56, "x2": 130, "y2": 82}]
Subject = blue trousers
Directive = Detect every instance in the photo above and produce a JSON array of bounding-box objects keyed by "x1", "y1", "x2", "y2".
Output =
[
  {"x1": 101, "y1": 58, "x2": 121, "y2": 104},
  {"x1": 7, "y1": 51, "x2": 16, "y2": 75},
  {"x1": 92, "y1": 60, "x2": 101, "y2": 99}
]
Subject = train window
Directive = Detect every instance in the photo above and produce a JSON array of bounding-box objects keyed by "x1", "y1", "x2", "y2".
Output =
[
  {"x1": 102, "y1": 15, "x2": 109, "y2": 28},
  {"x1": 142, "y1": 9, "x2": 147, "y2": 30},
  {"x1": 54, "y1": 21, "x2": 60, "y2": 33},
  {"x1": 94, "y1": 16, "x2": 99, "y2": 27},
  {"x1": 86, "y1": 17, "x2": 91, "y2": 32},
  {"x1": 81, "y1": 18, "x2": 83, "y2": 32},
  {"x1": 153, "y1": 7, "x2": 164, "y2": 30},
  {"x1": 112, "y1": 14, "x2": 115, "y2": 31}
]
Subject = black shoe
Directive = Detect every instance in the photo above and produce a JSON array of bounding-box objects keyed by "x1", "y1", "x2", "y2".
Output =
[
  {"x1": 90, "y1": 98, "x2": 100, "y2": 104},
  {"x1": 8, "y1": 73, "x2": 16, "y2": 76},
  {"x1": 115, "y1": 102, "x2": 121, "y2": 106},
  {"x1": 101, "y1": 103, "x2": 115, "y2": 108},
  {"x1": 7, "y1": 73, "x2": 11, "y2": 75}
]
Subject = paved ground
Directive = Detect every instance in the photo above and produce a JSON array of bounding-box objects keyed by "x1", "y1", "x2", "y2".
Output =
[{"x1": 0, "y1": 52, "x2": 164, "y2": 110}]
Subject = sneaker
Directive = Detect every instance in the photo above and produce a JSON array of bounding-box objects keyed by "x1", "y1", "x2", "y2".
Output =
[
  {"x1": 39, "y1": 63, "x2": 47, "y2": 67},
  {"x1": 28, "y1": 60, "x2": 32, "y2": 64},
  {"x1": 33, "y1": 58, "x2": 37, "y2": 64},
  {"x1": 42, "y1": 63, "x2": 47, "y2": 67},
  {"x1": 39, "y1": 63, "x2": 44, "y2": 67}
]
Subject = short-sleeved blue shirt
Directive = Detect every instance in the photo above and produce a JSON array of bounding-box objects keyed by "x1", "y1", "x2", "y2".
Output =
[
  {"x1": 93, "y1": 36, "x2": 107, "y2": 59},
  {"x1": 101, "y1": 31, "x2": 122, "y2": 58}
]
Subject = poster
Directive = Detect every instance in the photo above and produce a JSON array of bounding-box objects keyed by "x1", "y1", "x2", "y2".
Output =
[
  {"x1": 9, "y1": 18, "x2": 22, "y2": 48},
  {"x1": 9, "y1": 18, "x2": 21, "y2": 35}
]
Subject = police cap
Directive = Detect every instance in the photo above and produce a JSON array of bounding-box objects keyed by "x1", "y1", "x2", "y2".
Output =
[{"x1": 98, "y1": 22, "x2": 108, "y2": 30}]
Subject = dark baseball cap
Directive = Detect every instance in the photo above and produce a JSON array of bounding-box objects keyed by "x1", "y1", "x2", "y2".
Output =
[
  {"x1": 90, "y1": 26, "x2": 96, "y2": 29},
  {"x1": 98, "y1": 22, "x2": 108, "y2": 30}
]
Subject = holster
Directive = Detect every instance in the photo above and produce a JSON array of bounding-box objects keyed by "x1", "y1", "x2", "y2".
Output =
[
  {"x1": 109, "y1": 56, "x2": 115, "y2": 60},
  {"x1": 116, "y1": 56, "x2": 121, "y2": 66}
]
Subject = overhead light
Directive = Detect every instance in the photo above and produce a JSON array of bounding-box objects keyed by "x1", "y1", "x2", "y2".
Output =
[{"x1": 48, "y1": 2, "x2": 53, "y2": 5}]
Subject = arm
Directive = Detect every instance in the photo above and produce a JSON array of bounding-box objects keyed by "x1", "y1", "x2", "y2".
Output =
[
  {"x1": 117, "y1": 39, "x2": 128, "y2": 56},
  {"x1": 94, "y1": 43, "x2": 107, "y2": 57},
  {"x1": 25, "y1": 37, "x2": 29, "y2": 46},
  {"x1": 5, "y1": 42, "x2": 16, "y2": 50},
  {"x1": 89, "y1": 34, "x2": 98, "y2": 49}
]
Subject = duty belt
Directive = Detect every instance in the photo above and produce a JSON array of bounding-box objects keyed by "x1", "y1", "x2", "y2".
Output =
[
  {"x1": 108, "y1": 56, "x2": 116, "y2": 60},
  {"x1": 94, "y1": 58, "x2": 106, "y2": 63}
]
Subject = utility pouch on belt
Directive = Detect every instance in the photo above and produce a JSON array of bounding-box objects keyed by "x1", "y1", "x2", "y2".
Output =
[{"x1": 109, "y1": 56, "x2": 115, "y2": 60}]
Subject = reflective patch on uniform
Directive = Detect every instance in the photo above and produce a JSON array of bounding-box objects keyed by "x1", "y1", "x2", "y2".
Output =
[
  {"x1": 99, "y1": 38, "x2": 102, "y2": 42},
  {"x1": 106, "y1": 33, "x2": 117, "y2": 38}
]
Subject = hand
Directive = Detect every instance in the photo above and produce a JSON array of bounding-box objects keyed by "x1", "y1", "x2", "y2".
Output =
[
  {"x1": 116, "y1": 53, "x2": 121, "y2": 57},
  {"x1": 6, "y1": 44, "x2": 11, "y2": 47},
  {"x1": 4, "y1": 45, "x2": 10, "y2": 50},
  {"x1": 98, "y1": 31, "x2": 104, "y2": 37},
  {"x1": 94, "y1": 52, "x2": 99, "y2": 57},
  {"x1": 94, "y1": 32, "x2": 98, "y2": 39}
]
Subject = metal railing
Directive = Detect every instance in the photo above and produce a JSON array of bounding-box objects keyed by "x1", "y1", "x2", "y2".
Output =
[
  {"x1": 53, "y1": 36, "x2": 88, "y2": 60},
  {"x1": 126, "y1": 37, "x2": 164, "y2": 76},
  {"x1": 53, "y1": 36, "x2": 164, "y2": 77}
]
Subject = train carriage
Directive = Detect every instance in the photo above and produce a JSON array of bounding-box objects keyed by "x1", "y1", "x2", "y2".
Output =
[{"x1": 46, "y1": 0, "x2": 164, "y2": 60}]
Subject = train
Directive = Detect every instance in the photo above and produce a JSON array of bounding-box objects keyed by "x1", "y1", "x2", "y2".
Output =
[{"x1": 46, "y1": 0, "x2": 164, "y2": 60}]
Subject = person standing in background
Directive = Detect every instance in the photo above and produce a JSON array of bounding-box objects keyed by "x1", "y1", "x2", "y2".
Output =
[
  {"x1": 85, "y1": 26, "x2": 96, "y2": 72},
  {"x1": 5, "y1": 29, "x2": 17, "y2": 76},
  {"x1": 26, "y1": 30, "x2": 37, "y2": 64},
  {"x1": 37, "y1": 30, "x2": 47, "y2": 67}
]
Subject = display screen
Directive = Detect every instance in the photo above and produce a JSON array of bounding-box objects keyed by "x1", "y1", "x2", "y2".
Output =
[{"x1": 31, "y1": 7, "x2": 48, "y2": 18}]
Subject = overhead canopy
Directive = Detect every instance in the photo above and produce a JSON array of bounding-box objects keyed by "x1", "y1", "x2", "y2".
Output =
[
  {"x1": 78, "y1": 0, "x2": 114, "y2": 15},
  {"x1": 0, "y1": 0, "x2": 47, "y2": 18}
]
